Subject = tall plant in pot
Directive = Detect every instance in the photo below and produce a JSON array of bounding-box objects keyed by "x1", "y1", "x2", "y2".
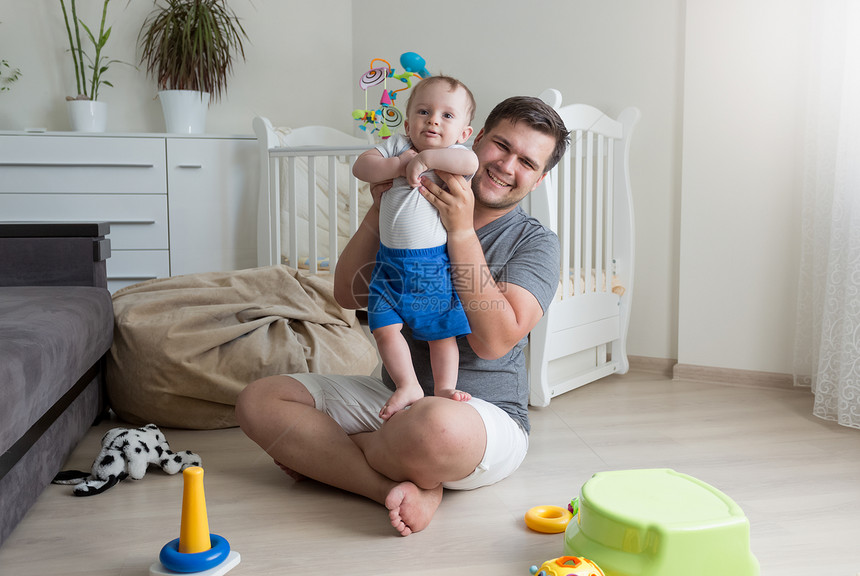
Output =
[
  {"x1": 61, "y1": 0, "x2": 124, "y2": 132},
  {"x1": 1, "y1": 22, "x2": 23, "y2": 92},
  {"x1": 138, "y1": 0, "x2": 248, "y2": 134}
]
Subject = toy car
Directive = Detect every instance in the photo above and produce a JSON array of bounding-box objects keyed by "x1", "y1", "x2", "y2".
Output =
[{"x1": 529, "y1": 556, "x2": 605, "y2": 576}]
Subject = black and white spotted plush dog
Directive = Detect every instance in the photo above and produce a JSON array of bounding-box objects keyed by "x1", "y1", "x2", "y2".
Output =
[{"x1": 52, "y1": 424, "x2": 202, "y2": 496}]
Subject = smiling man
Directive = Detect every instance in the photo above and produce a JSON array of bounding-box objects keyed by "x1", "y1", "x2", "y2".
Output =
[{"x1": 236, "y1": 96, "x2": 569, "y2": 537}]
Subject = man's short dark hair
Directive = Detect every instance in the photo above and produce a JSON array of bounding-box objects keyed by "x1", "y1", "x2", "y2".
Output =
[{"x1": 483, "y1": 96, "x2": 570, "y2": 173}]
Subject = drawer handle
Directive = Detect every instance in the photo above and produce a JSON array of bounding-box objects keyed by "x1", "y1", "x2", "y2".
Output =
[
  {"x1": 8, "y1": 219, "x2": 155, "y2": 225},
  {"x1": 0, "y1": 162, "x2": 155, "y2": 168},
  {"x1": 108, "y1": 275, "x2": 158, "y2": 281},
  {"x1": 105, "y1": 220, "x2": 156, "y2": 225},
  {"x1": 176, "y1": 164, "x2": 202, "y2": 169}
]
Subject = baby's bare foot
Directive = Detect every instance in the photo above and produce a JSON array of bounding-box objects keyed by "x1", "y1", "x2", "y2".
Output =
[
  {"x1": 385, "y1": 481, "x2": 443, "y2": 536},
  {"x1": 437, "y1": 388, "x2": 472, "y2": 402},
  {"x1": 379, "y1": 384, "x2": 424, "y2": 420}
]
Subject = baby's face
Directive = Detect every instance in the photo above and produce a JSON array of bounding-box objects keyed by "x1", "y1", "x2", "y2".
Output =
[{"x1": 404, "y1": 82, "x2": 473, "y2": 151}]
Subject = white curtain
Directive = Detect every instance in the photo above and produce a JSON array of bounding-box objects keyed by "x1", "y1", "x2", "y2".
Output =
[{"x1": 794, "y1": 0, "x2": 860, "y2": 428}]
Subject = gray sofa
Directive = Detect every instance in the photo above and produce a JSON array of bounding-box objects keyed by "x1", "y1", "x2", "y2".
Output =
[{"x1": 0, "y1": 222, "x2": 113, "y2": 546}]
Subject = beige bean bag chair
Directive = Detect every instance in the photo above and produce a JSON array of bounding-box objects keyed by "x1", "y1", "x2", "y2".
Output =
[{"x1": 107, "y1": 266, "x2": 378, "y2": 429}]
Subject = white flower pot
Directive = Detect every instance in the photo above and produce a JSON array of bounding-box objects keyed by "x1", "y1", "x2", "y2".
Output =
[
  {"x1": 67, "y1": 100, "x2": 107, "y2": 132},
  {"x1": 159, "y1": 90, "x2": 210, "y2": 134}
]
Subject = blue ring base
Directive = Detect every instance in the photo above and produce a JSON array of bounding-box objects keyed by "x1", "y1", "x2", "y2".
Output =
[{"x1": 159, "y1": 534, "x2": 230, "y2": 573}]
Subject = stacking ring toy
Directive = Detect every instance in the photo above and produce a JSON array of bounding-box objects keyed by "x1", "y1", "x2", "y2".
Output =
[
  {"x1": 524, "y1": 505, "x2": 573, "y2": 533},
  {"x1": 159, "y1": 534, "x2": 230, "y2": 573}
]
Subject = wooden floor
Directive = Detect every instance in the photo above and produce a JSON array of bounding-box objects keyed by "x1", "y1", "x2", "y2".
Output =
[{"x1": 1, "y1": 371, "x2": 859, "y2": 575}]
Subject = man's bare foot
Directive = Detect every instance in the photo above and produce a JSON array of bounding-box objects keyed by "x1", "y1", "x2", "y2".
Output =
[
  {"x1": 437, "y1": 388, "x2": 472, "y2": 402},
  {"x1": 379, "y1": 384, "x2": 424, "y2": 420},
  {"x1": 384, "y1": 481, "x2": 443, "y2": 536},
  {"x1": 274, "y1": 459, "x2": 306, "y2": 482}
]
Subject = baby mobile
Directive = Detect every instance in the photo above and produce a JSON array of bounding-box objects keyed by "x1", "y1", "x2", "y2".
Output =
[{"x1": 352, "y1": 52, "x2": 431, "y2": 140}]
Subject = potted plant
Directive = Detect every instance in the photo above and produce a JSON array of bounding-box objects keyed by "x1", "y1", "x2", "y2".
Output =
[
  {"x1": 137, "y1": 0, "x2": 248, "y2": 134},
  {"x1": 0, "y1": 58, "x2": 21, "y2": 92},
  {"x1": 60, "y1": 0, "x2": 124, "y2": 131},
  {"x1": 1, "y1": 22, "x2": 22, "y2": 93}
]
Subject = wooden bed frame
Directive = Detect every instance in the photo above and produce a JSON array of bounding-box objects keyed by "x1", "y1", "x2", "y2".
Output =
[{"x1": 252, "y1": 91, "x2": 639, "y2": 406}]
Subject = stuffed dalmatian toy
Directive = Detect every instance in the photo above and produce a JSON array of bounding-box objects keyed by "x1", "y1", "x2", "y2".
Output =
[{"x1": 52, "y1": 423, "x2": 201, "y2": 496}]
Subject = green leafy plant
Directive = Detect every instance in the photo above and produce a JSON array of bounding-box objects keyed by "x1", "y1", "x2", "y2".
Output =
[
  {"x1": 1, "y1": 21, "x2": 22, "y2": 92},
  {"x1": 60, "y1": 0, "x2": 125, "y2": 101},
  {"x1": 137, "y1": 0, "x2": 248, "y2": 103},
  {"x1": 0, "y1": 59, "x2": 22, "y2": 92}
]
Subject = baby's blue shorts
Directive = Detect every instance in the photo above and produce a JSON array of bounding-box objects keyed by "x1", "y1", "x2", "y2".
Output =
[{"x1": 368, "y1": 243, "x2": 471, "y2": 341}]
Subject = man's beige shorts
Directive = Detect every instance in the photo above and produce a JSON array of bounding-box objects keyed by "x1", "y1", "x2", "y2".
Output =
[{"x1": 288, "y1": 373, "x2": 529, "y2": 490}]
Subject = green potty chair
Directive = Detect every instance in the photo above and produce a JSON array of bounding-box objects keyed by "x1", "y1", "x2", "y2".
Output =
[{"x1": 564, "y1": 469, "x2": 759, "y2": 576}]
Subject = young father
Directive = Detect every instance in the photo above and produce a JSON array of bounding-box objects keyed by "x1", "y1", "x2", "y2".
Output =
[{"x1": 236, "y1": 96, "x2": 570, "y2": 536}]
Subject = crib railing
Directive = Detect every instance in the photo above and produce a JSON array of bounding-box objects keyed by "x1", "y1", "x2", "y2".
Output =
[
  {"x1": 526, "y1": 104, "x2": 639, "y2": 407},
  {"x1": 268, "y1": 146, "x2": 368, "y2": 273},
  {"x1": 562, "y1": 116, "x2": 622, "y2": 298},
  {"x1": 531, "y1": 104, "x2": 626, "y2": 300},
  {"x1": 253, "y1": 117, "x2": 373, "y2": 271}
]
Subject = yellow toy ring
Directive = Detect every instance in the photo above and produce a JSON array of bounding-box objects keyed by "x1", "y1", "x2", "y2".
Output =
[{"x1": 524, "y1": 505, "x2": 573, "y2": 533}]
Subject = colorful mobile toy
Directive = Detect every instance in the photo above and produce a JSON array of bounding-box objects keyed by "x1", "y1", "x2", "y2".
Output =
[
  {"x1": 352, "y1": 52, "x2": 428, "y2": 140},
  {"x1": 400, "y1": 51, "x2": 431, "y2": 78}
]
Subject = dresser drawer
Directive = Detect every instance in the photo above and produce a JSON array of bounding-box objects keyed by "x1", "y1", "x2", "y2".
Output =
[
  {"x1": 0, "y1": 135, "x2": 166, "y2": 195},
  {"x1": 107, "y1": 249, "x2": 170, "y2": 293},
  {"x1": 0, "y1": 193, "x2": 168, "y2": 250}
]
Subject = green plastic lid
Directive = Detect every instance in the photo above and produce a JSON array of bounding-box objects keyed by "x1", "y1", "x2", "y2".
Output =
[{"x1": 565, "y1": 469, "x2": 759, "y2": 576}]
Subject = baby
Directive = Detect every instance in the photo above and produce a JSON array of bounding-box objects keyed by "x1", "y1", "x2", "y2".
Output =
[{"x1": 352, "y1": 75, "x2": 478, "y2": 420}]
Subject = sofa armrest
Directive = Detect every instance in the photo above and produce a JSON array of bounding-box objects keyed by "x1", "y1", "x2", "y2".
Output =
[{"x1": 0, "y1": 222, "x2": 111, "y2": 288}]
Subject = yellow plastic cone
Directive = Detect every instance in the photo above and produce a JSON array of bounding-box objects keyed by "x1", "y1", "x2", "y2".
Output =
[{"x1": 178, "y1": 467, "x2": 211, "y2": 554}]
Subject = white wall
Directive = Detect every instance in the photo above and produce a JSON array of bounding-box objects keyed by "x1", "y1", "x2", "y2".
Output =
[
  {"x1": 678, "y1": 0, "x2": 810, "y2": 372},
  {"x1": 0, "y1": 0, "x2": 812, "y2": 375}
]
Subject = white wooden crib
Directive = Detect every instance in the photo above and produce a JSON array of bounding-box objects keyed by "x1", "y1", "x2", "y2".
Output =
[{"x1": 252, "y1": 91, "x2": 639, "y2": 406}]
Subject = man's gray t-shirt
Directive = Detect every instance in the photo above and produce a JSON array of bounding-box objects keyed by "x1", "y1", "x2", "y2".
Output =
[{"x1": 382, "y1": 205, "x2": 560, "y2": 433}]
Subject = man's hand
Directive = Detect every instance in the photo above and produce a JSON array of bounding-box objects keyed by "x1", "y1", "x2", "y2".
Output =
[
  {"x1": 418, "y1": 170, "x2": 475, "y2": 239},
  {"x1": 371, "y1": 179, "x2": 393, "y2": 209}
]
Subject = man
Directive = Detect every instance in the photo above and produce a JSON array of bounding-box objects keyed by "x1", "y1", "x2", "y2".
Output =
[{"x1": 236, "y1": 96, "x2": 569, "y2": 536}]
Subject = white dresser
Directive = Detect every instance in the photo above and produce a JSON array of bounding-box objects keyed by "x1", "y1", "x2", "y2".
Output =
[{"x1": 0, "y1": 132, "x2": 258, "y2": 292}]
